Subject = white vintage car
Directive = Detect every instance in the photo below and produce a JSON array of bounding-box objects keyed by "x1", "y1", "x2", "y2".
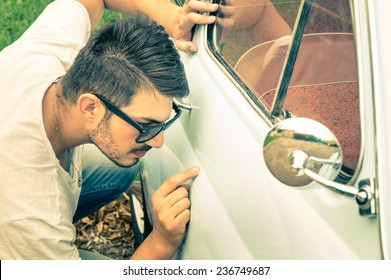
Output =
[{"x1": 131, "y1": 0, "x2": 391, "y2": 259}]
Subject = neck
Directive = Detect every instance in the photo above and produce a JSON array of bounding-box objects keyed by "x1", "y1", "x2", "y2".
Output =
[
  {"x1": 53, "y1": 90, "x2": 69, "y2": 154},
  {"x1": 43, "y1": 80, "x2": 72, "y2": 158},
  {"x1": 43, "y1": 78, "x2": 92, "y2": 160}
]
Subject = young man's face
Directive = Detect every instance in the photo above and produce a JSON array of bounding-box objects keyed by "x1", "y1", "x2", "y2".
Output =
[{"x1": 88, "y1": 91, "x2": 174, "y2": 168}]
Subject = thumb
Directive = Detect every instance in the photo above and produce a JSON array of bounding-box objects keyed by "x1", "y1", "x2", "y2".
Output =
[{"x1": 175, "y1": 40, "x2": 198, "y2": 53}]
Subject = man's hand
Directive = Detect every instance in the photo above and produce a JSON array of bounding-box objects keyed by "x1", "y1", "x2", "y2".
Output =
[
  {"x1": 130, "y1": 166, "x2": 200, "y2": 260},
  {"x1": 172, "y1": 0, "x2": 218, "y2": 52},
  {"x1": 150, "y1": 166, "x2": 200, "y2": 251}
]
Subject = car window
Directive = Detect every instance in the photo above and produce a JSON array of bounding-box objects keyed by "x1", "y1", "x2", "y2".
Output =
[
  {"x1": 212, "y1": 0, "x2": 299, "y2": 110},
  {"x1": 209, "y1": 0, "x2": 361, "y2": 181}
]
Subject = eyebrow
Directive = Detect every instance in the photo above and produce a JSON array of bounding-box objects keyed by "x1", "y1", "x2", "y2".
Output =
[
  {"x1": 137, "y1": 111, "x2": 173, "y2": 125},
  {"x1": 137, "y1": 106, "x2": 175, "y2": 125},
  {"x1": 138, "y1": 117, "x2": 163, "y2": 125}
]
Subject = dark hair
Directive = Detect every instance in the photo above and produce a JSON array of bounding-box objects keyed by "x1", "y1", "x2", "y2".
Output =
[{"x1": 61, "y1": 12, "x2": 189, "y2": 107}]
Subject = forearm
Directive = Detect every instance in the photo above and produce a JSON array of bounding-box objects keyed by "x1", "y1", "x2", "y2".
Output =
[
  {"x1": 77, "y1": 0, "x2": 179, "y2": 34},
  {"x1": 104, "y1": 0, "x2": 180, "y2": 36},
  {"x1": 129, "y1": 230, "x2": 177, "y2": 260},
  {"x1": 79, "y1": 0, "x2": 217, "y2": 52}
]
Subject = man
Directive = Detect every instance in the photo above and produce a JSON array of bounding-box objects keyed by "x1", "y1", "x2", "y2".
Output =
[{"x1": 0, "y1": 0, "x2": 218, "y2": 259}]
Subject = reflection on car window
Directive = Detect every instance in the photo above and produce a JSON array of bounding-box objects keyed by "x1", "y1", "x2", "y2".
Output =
[
  {"x1": 281, "y1": 0, "x2": 360, "y2": 177},
  {"x1": 210, "y1": 0, "x2": 360, "y2": 180},
  {"x1": 214, "y1": 0, "x2": 300, "y2": 108}
]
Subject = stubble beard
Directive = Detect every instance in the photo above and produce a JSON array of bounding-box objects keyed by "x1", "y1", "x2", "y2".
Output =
[{"x1": 87, "y1": 122, "x2": 149, "y2": 168}]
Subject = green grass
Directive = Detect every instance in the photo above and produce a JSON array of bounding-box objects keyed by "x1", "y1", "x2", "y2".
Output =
[{"x1": 0, "y1": 0, "x2": 121, "y2": 51}]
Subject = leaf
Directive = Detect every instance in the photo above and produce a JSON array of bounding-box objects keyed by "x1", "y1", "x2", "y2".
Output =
[{"x1": 97, "y1": 221, "x2": 104, "y2": 233}]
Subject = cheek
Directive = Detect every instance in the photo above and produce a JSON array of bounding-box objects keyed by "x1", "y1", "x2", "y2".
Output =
[{"x1": 109, "y1": 118, "x2": 139, "y2": 144}]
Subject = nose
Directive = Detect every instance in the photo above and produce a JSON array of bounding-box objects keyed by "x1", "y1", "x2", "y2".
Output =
[{"x1": 145, "y1": 131, "x2": 164, "y2": 148}]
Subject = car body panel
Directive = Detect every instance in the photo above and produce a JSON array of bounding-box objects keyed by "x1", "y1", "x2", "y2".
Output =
[{"x1": 140, "y1": 0, "x2": 389, "y2": 259}]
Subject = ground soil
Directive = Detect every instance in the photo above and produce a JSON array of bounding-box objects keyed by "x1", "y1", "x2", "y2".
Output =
[{"x1": 74, "y1": 182, "x2": 142, "y2": 260}]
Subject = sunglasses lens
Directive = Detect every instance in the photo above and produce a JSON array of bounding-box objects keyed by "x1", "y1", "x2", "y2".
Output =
[
  {"x1": 135, "y1": 106, "x2": 181, "y2": 143},
  {"x1": 137, "y1": 128, "x2": 164, "y2": 143}
]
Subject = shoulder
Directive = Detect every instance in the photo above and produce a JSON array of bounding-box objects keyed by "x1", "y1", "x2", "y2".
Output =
[{"x1": 19, "y1": 0, "x2": 91, "y2": 46}]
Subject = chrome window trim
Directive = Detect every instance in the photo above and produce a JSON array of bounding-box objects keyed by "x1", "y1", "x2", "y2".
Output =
[
  {"x1": 206, "y1": 34, "x2": 273, "y2": 121},
  {"x1": 365, "y1": 0, "x2": 391, "y2": 260},
  {"x1": 204, "y1": 1, "x2": 274, "y2": 126},
  {"x1": 204, "y1": 0, "x2": 311, "y2": 125},
  {"x1": 171, "y1": 0, "x2": 184, "y2": 5},
  {"x1": 346, "y1": 0, "x2": 369, "y2": 187}
]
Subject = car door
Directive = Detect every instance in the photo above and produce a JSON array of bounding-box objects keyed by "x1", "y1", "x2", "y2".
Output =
[{"x1": 139, "y1": 0, "x2": 387, "y2": 259}]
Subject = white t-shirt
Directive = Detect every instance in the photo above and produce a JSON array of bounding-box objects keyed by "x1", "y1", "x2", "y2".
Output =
[{"x1": 0, "y1": 0, "x2": 91, "y2": 259}]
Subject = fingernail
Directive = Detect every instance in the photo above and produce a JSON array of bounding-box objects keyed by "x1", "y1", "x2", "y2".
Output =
[
  {"x1": 211, "y1": 3, "x2": 219, "y2": 10},
  {"x1": 191, "y1": 167, "x2": 200, "y2": 174},
  {"x1": 209, "y1": 15, "x2": 217, "y2": 23},
  {"x1": 189, "y1": 46, "x2": 198, "y2": 52}
]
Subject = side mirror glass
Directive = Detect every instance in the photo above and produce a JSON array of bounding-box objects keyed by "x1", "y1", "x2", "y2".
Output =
[{"x1": 263, "y1": 117, "x2": 342, "y2": 187}]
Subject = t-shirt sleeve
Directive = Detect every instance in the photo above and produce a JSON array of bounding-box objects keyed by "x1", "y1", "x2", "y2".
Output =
[{"x1": 16, "y1": 0, "x2": 91, "y2": 70}]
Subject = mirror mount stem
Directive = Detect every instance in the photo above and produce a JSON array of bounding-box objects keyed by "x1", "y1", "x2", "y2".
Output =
[{"x1": 290, "y1": 150, "x2": 376, "y2": 216}]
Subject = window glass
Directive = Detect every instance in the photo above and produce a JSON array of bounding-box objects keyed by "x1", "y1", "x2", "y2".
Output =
[
  {"x1": 211, "y1": 0, "x2": 360, "y2": 178},
  {"x1": 214, "y1": 0, "x2": 301, "y2": 109},
  {"x1": 279, "y1": 0, "x2": 360, "y2": 176}
]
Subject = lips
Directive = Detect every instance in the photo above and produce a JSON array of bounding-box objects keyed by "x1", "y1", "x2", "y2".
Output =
[
  {"x1": 131, "y1": 145, "x2": 152, "y2": 158},
  {"x1": 132, "y1": 151, "x2": 147, "y2": 158}
]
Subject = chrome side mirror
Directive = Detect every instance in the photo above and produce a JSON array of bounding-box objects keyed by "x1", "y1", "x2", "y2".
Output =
[
  {"x1": 263, "y1": 117, "x2": 342, "y2": 187},
  {"x1": 263, "y1": 118, "x2": 376, "y2": 216}
]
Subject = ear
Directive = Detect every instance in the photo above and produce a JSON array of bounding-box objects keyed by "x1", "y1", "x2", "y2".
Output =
[{"x1": 77, "y1": 93, "x2": 105, "y2": 128}]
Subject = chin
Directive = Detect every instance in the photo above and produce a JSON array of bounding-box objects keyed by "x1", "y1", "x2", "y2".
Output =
[
  {"x1": 93, "y1": 145, "x2": 138, "y2": 168},
  {"x1": 106, "y1": 155, "x2": 139, "y2": 169}
]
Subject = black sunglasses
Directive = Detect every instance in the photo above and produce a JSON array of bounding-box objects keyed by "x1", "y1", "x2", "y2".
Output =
[{"x1": 94, "y1": 94, "x2": 182, "y2": 143}]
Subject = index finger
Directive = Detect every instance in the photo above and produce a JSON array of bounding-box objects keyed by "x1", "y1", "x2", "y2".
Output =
[
  {"x1": 156, "y1": 167, "x2": 200, "y2": 197},
  {"x1": 182, "y1": 12, "x2": 216, "y2": 26},
  {"x1": 184, "y1": 0, "x2": 219, "y2": 14}
]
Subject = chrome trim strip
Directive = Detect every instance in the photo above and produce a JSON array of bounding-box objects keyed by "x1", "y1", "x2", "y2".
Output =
[
  {"x1": 203, "y1": 1, "x2": 274, "y2": 126},
  {"x1": 363, "y1": 0, "x2": 388, "y2": 259},
  {"x1": 271, "y1": 0, "x2": 312, "y2": 120}
]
